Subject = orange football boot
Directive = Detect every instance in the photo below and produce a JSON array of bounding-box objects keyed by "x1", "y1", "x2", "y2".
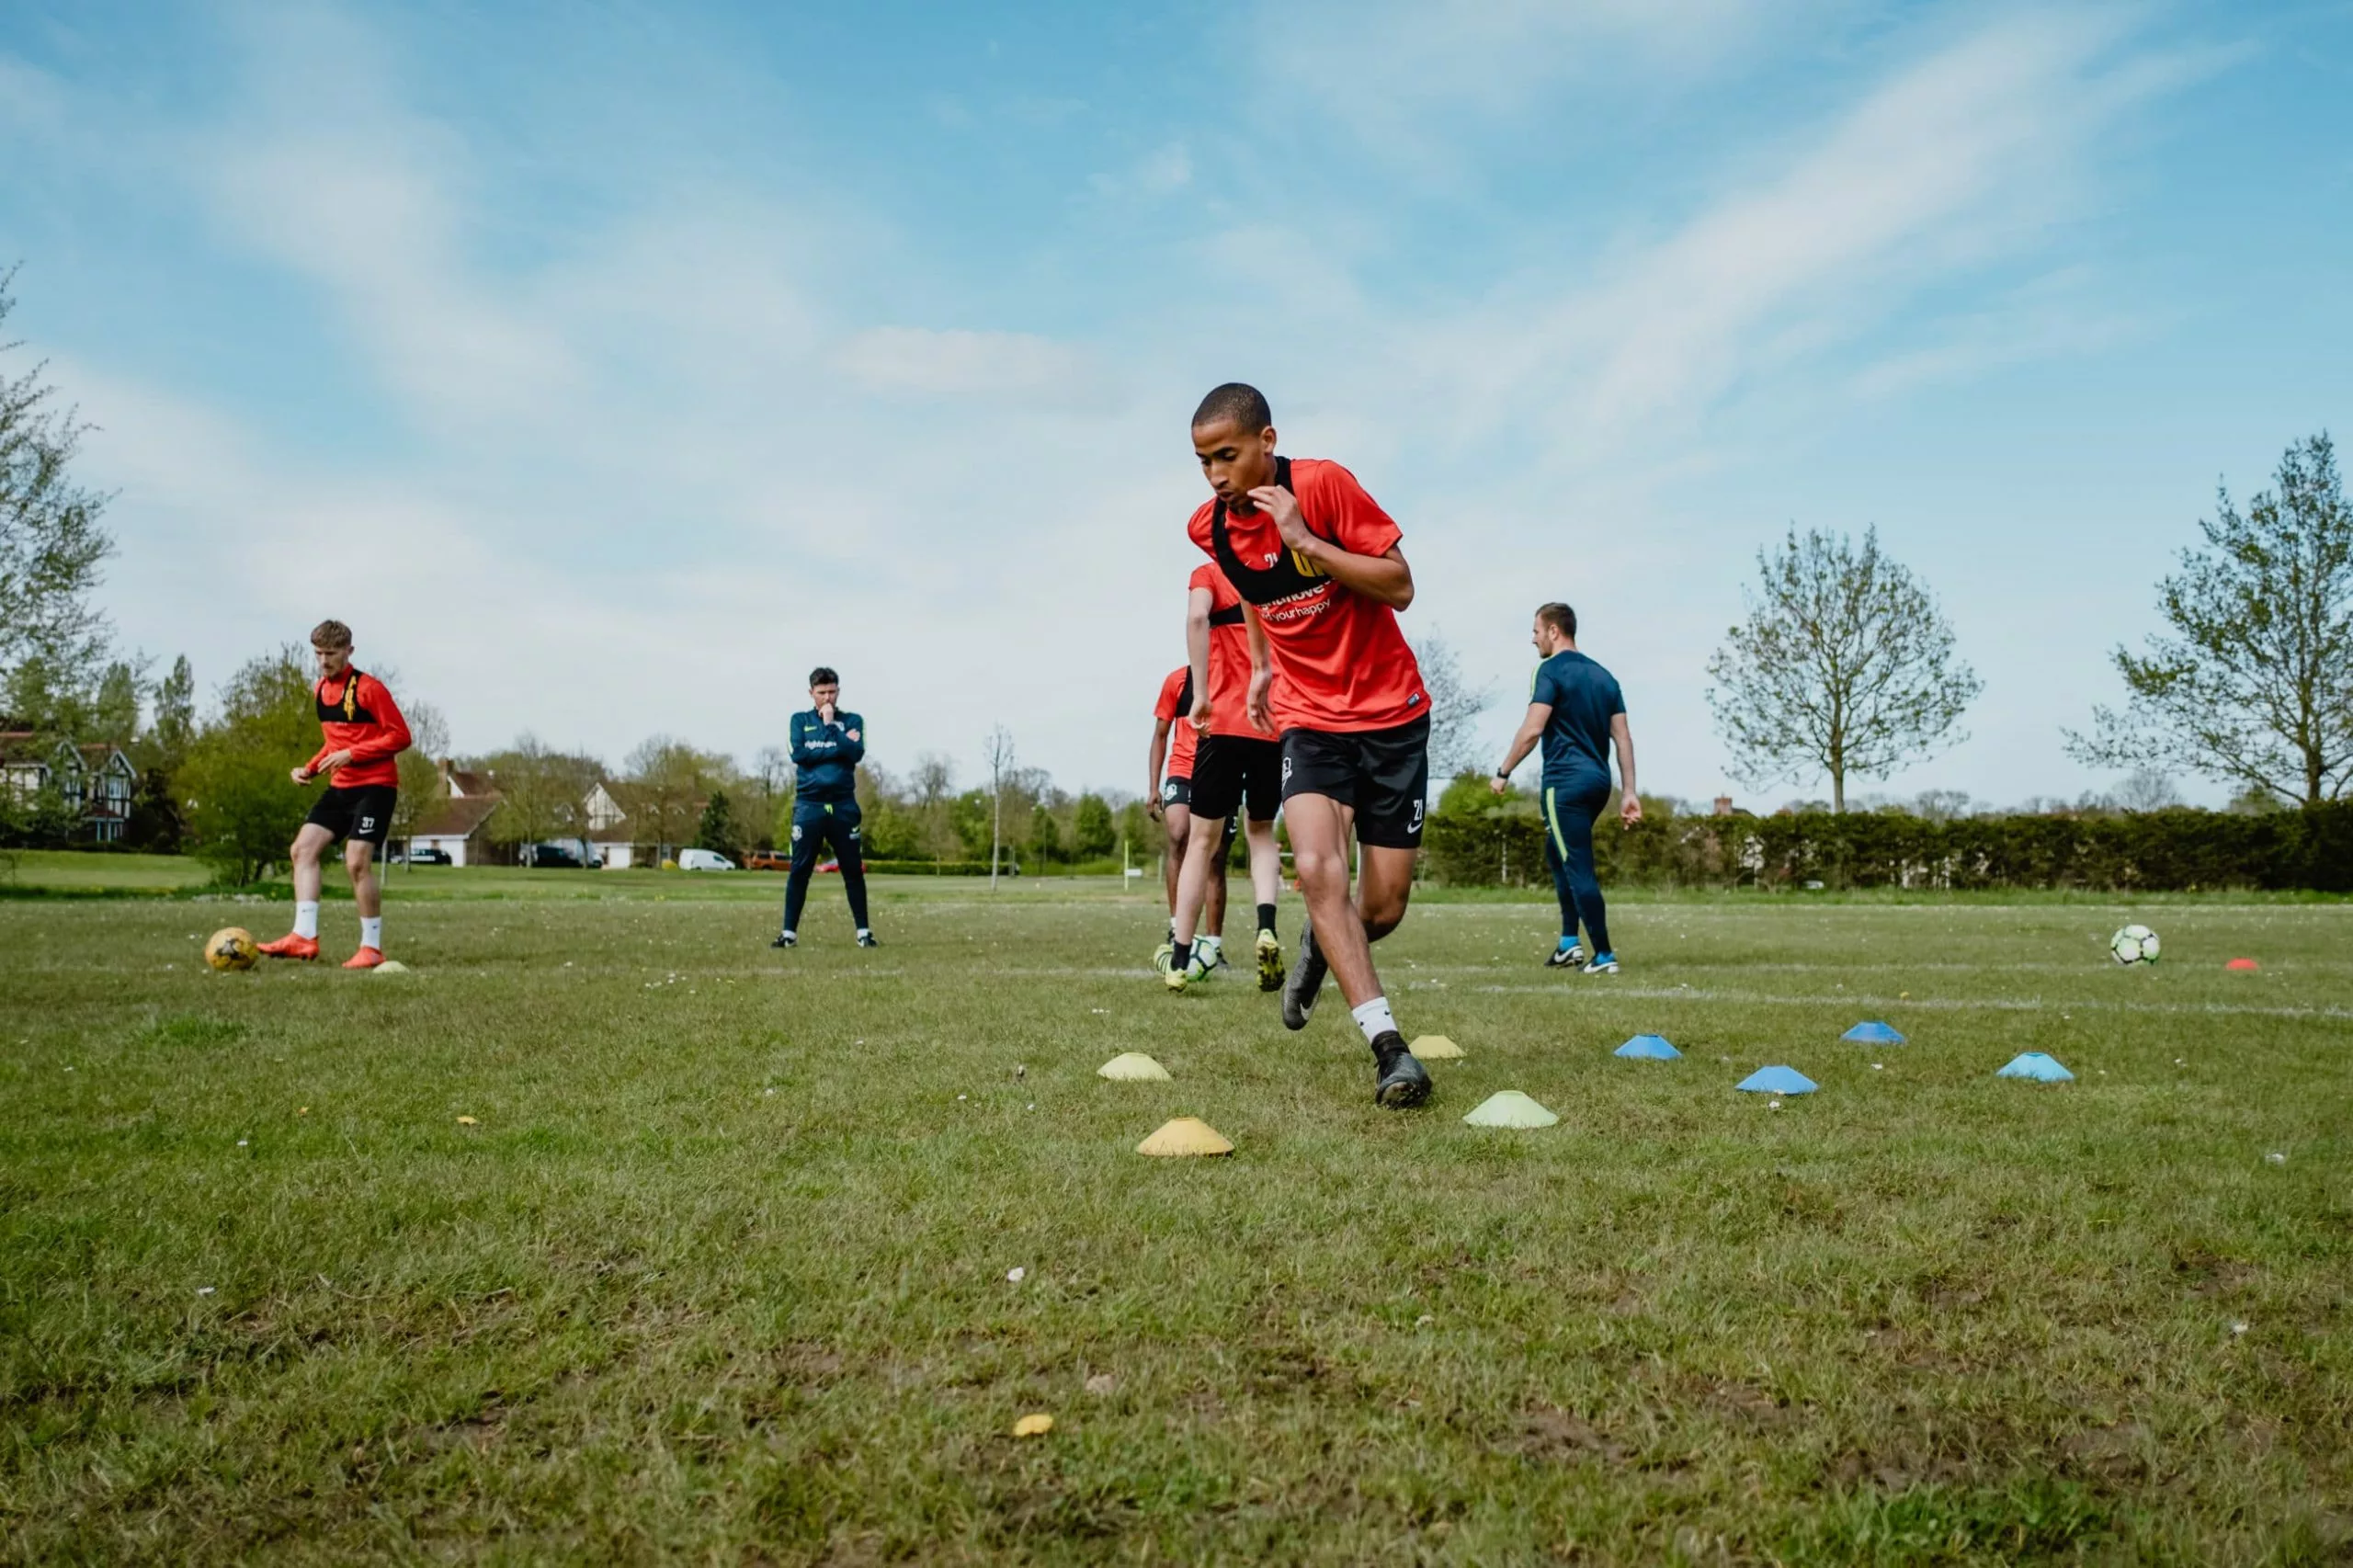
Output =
[
  {"x1": 256, "y1": 933, "x2": 320, "y2": 960},
  {"x1": 342, "y1": 946, "x2": 386, "y2": 971}
]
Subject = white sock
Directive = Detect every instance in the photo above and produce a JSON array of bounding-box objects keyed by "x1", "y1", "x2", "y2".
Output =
[
  {"x1": 1351, "y1": 995, "x2": 1397, "y2": 1045},
  {"x1": 360, "y1": 916, "x2": 382, "y2": 949},
  {"x1": 857, "y1": 927, "x2": 870, "y2": 937},
  {"x1": 294, "y1": 902, "x2": 320, "y2": 939}
]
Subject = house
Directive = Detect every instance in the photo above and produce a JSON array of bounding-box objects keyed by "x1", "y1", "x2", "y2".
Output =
[
  {"x1": 582, "y1": 778, "x2": 703, "y2": 869},
  {"x1": 402, "y1": 757, "x2": 503, "y2": 865},
  {"x1": 407, "y1": 794, "x2": 502, "y2": 866},
  {"x1": 0, "y1": 733, "x2": 139, "y2": 842}
]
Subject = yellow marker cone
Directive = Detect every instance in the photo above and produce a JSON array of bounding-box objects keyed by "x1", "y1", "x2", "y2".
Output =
[
  {"x1": 1461, "y1": 1091, "x2": 1559, "y2": 1129},
  {"x1": 373, "y1": 960, "x2": 411, "y2": 975},
  {"x1": 1012, "y1": 1413, "x2": 1054, "y2": 1437},
  {"x1": 1412, "y1": 1034, "x2": 1464, "y2": 1060},
  {"x1": 1097, "y1": 1051, "x2": 1172, "y2": 1082},
  {"x1": 1136, "y1": 1117, "x2": 1233, "y2": 1157}
]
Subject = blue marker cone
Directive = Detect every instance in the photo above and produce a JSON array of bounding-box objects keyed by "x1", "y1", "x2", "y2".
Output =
[
  {"x1": 1616, "y1": 1034, "x2": 1681, "y2": 1061},
  {"x1": 1843, "y1": 1021, "x2": 1905, "y2": 1045},
  {"x1": 1996, "y1": 1052, "x2": 2075, "y2": 1083},
  {"x1": 1736, "y1": 1065, "x2": 1817, "y2": 1095}
]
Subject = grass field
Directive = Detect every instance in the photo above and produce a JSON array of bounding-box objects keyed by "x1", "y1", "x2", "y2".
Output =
[{"x1": 3, "y1": 870, "x2": 2349, "y2": 1563}]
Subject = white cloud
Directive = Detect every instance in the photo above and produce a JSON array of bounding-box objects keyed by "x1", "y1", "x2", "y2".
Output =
[
  {"x1": 1259, "y1": 0, "x2": 1810, "y2": 162},
  {"x1": 1090, "y1": 142, "x2": 1191, "y2": 199},
  {"x1": 835, "y1": 326, "x2": 1101, "y2": 401},
  {"x1": 1385, "y1": 11, "x2": 2210, "y2": 460}
]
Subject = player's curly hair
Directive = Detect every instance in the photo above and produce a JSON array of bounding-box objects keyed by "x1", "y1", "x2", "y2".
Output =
[
  {"x1": 311, "y1": 619, "x2": 354, "y2": 649},
  {"x1": 809, "y1": 666, "x2": 839, "y2": 687},
  {"x1": 1536, "y1": 603, "x2": 1577, "y2": 640},
  {"x1": 1191, "y1": 382, "x2": 1272, "y2": 433}
]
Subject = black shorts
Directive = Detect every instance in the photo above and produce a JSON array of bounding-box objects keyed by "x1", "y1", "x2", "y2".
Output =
[
  {"x1": 1189, "y1": 733, "x2": 1282, "y2": 823},
  {"x1": 1279, "y1": 716, "x2": 1430, "y2": 849},
  {"x1": 306, "y1": 784, "x2": 398, "y2": 852},
  {"x1": 1160, "y1": 774, "x2": 1191, "y2": 810}
]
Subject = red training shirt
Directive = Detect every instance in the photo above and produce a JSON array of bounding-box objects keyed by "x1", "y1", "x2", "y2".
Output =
[
  {"x1": 1187, "y1": 562, "x2": 1270, "y2": 739},
  {"x1": 1185, "y1": 457, "x2": 1427, "y2": 735},
  {"x1": 304, "y1": 669, "x2": 412, "y2": 790},
  {"x1": 1153, "y1": 665, "x2": 1199, "y2": 779}
]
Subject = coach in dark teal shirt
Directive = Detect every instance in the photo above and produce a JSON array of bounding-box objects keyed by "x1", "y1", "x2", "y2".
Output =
[
  {"x1": 775, "y1": 665, "x2": 875, "y2": 949},
  {"x1": 1492, "y1": 603, "x2": 1642, "y2": 972}
]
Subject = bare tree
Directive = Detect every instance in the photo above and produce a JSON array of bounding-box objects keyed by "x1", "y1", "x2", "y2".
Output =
[
  {"x1": 983, "y1": 725, "x2": 1015, "y2": 889},
  {"x1": 1408, "y1": 631, "x2": 1494, "y2": 781},
  {"x1": 2112, "y1": 768, "x2": 2180, "y2": 812},
  {"x1": 1707, "y1": 526, "x2": 1980, "y2": 812},
  {"x1": 1, "y1": 269, "x2": 117, "y2": 722},
  {"x1": 389, "y1": 698, "x2": 450, "y2": 848},
  {"x1": 480, "y1": 734, "x2": 600, "y2": 846},
  {"x1": 2067, "y1": 434, "x2": 2353, "y2": 806}
]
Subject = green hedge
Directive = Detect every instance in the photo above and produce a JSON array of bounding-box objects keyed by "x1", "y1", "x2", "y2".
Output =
[{"x1": 1422, "y1": 802, "x2": 2353, "y2": 892}]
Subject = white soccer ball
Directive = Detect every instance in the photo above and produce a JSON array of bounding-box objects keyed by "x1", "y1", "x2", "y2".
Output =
[{"x1": 2109, "y1": 924, "x2": 2160, "y2": 966}]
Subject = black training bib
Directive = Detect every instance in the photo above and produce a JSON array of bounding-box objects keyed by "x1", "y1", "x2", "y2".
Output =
[
  {"x1": 1208, "y1": 457, "x2": 1332, "y2": 607},
  {"x1": 315, "y1": 671, "x2": 378, "y2": 724}
]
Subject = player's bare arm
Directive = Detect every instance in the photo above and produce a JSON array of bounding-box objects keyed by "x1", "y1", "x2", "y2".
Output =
[
  {"x1": 1242, "y1": 604, "x2": 1276, "y2": 734},
  {"x1": 1491, "y1": 701, "x2": 1556, "y2": 795},
  {"x1": 1146, "y1": 719, "x2": 1170, "y2": 820},
  {"x1": 1247, "y1": 483, "x2": 1415, "y2": 609},
  {"x1": 1612, "y1": 713, "x2": 1643, "y2": 827},
  {"x1": 1187, "y1": 585, "x2": 1216, "y2": 734}
]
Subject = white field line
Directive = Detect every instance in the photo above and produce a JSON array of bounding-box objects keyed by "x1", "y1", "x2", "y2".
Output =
[
  {"x1": 570, "y1": 964, "x2": 2353, "y2": 1021},
  {"x1": 1453, "y1": 982, "x2": 2353, "y2": 1022}
]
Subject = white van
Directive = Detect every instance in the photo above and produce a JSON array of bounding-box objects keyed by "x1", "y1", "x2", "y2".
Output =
[{"x1": 677, "y1": 848, "x2": 736, "y2": 871}]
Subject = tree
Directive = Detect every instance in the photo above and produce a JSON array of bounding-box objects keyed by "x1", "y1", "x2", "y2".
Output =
[
  {"x1": 1073, "y1": 792, "x2": 1116, "y2": 859},
  {"x1": 695, "y1": 788, "x2": 738, "y2": 854},
  {"x1": 2112, "y1": 769, "x2": 2179, "y2": 813},
  {"x1": 751, "y1": 744, "x2": 793, "y2": 850},
  {"x1": 127, "y1": 654, "x2": 198, "y2": 851},
  {"x1": 0, "y1": 271, "x2": 116, "y2": 724},
  {"x1": 388, "y1": 699, "x2": 450, "y2": 850},
  {"x1": 479, "y1": 734, "x2": 598, "y2": 846},
  {"x1": 1707, "y1": 526, "x2": 1981, "y2": 812},
  {"x1": 1029, "y1": 801, "x2": 1062, "y2": 867},
  {"x1": 2067, "y1": 434, "x2": 2353, "y2": 806},
  {"x1": 1410, "y1": 632, "x2": 1495, "y2": 780},
  {"x1": 176, "y1": 647, "x2": 314, "y2": 884},
  {"x1": 983, "y1": 725, "x2": 1016, "y2": 886},
  {"x1": 151, "y1": 656, "x2": 196, "y2": 757},
  {"x1": 624, "y1": 736, "x2": 732, "y2": 858},
  {"x1": 90, "y1": 659, "x2": 141, "y2": 740}
]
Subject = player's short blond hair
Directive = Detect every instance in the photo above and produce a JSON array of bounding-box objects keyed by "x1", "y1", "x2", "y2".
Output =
[{"x1": 311, "y1": 619, "x2": 354, "y2": 650}]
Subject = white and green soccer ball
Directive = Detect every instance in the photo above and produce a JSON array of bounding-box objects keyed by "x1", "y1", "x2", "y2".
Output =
[{"x1": 2109, "y1": 924, "x2": 2161, "y2": 966}]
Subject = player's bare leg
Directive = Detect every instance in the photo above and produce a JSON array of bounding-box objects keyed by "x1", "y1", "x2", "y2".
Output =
[
  {"x1": 1283, "y1": 794, "x2": 1378, "y2": 1006},
  {"x1": 1164, "y1": 821, "x2": 1226, "y2": 988},
  {"x1": 341, "y1": 837, "x2": 387, "y2": 968},
  {"x1": 260, "y1": 824, "x2": 335, "y2": 959},
  {"x1": 1243, "y1": 815, "x2": 1284, "y2": 989},
  {"x1": 347, "y1": 838, "x2": 382, "y2": 921},
  {"x1": 1281, "y1": 793, "x2": 1427, "y2": 1106},
  {"x1": 1161, "y1": 803, "x2": 1191, "y2": 920},
  {"x1": 1202, "y1": 828, "x2": 1229, "y2": 944}
]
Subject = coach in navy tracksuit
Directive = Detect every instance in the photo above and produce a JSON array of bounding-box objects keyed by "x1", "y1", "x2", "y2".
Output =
[
  {"x1": 774, "y1": 665, "x2": 876, "y2": 949},
  {"x1": 1492, "y1": 603, "x2": 1643, "y2": 972}
]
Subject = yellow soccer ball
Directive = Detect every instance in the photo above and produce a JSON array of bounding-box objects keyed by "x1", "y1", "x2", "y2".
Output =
[{"x1": 205, "y1": 926, "x2": 259, "y2": 972}]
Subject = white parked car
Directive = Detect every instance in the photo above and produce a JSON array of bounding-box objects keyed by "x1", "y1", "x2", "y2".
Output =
[{"x1": 677, "y1": 847, "x2": 736, "y2": 871}]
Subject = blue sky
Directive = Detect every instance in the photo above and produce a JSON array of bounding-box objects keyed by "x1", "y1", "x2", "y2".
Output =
[{"x1": 3, "y1": 0, "x2": 2348, "y2": 808}]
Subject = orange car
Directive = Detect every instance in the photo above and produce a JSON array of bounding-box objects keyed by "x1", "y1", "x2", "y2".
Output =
[{"x1": 745, "y1": 849, "x2": 791, "y2": 871}]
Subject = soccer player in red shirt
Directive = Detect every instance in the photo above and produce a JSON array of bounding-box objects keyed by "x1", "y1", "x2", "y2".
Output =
[
  {"x1": 256, "y1": 620, "x2": 413, "y2": 969},
  {"x1": 1184, "y1": 383, "x2": 1434, "y2": 1108},
  {"x1": 1162, "y1": 561, "x2": 1287, "y2": 993},
  {"x1": 1146, "y1": 665, "x2": 1228, "y2": 964}
]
